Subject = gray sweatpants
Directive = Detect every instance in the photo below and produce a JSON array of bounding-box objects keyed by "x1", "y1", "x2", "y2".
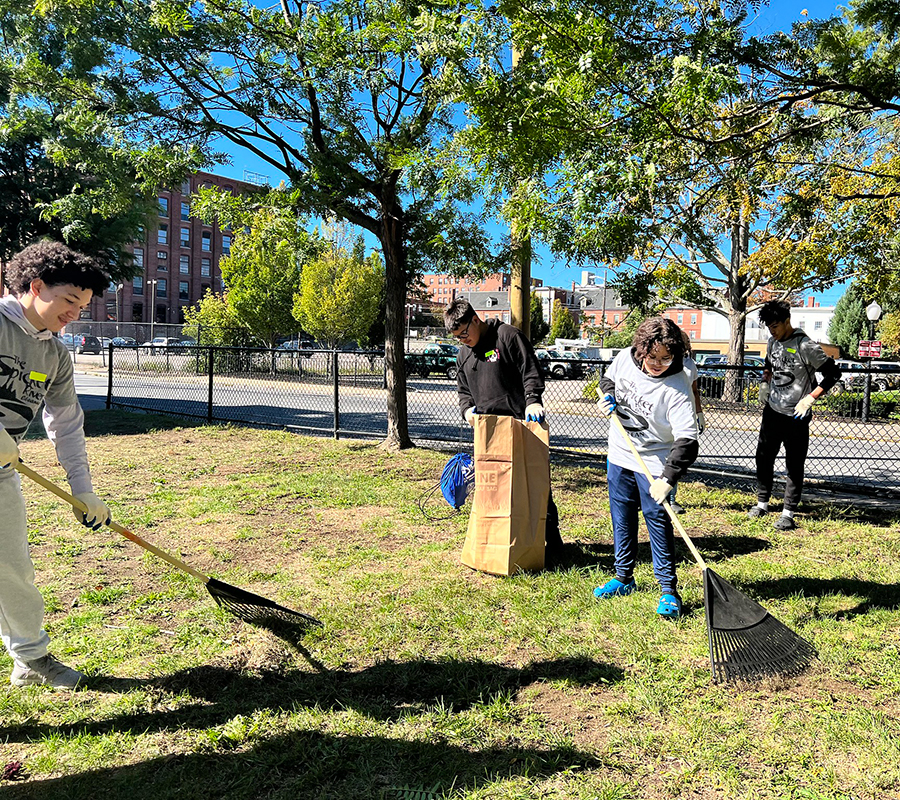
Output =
[{"x1": 0, "y1": 472, "x2": 50, "y2": 664}]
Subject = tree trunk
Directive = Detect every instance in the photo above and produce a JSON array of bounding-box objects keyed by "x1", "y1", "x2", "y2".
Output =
[
  {"x1": 724, "y1": 216, "x2": 750, "y2": 403},
  {"x1": 379, "y1": 200, "x2": 413, "y2": 451}
]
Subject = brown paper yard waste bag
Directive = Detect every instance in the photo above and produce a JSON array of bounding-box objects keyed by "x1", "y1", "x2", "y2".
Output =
[{"x1": 461, "y1": 414, "x2": 551, "y2": 576}]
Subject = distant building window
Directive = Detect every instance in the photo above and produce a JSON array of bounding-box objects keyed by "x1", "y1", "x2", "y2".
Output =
[
  {"x1": 157, "y1": 278, "x2": 167, "y2": 297},
  {"x1": 133, "y1": 247, "x2": 144, "y2": 268},
  {"x1": 179, "y1": 281, "x2": 189, "y2": 300},
  {"x1": 133, "y1": 276, "x2": 143, "y2": 296},
  {"x1": 157, "y1": 250, "x2": 167, "y2": 260},
  {"x1": 157, "y1": 260, "x2": 167, "y2": 272},
  {"x1": 158, "y1": 224, "x2": 168, "y2": 244},
  {"x1": 614, "y1": 314, "x2": 620, "y2": 323},
  {"x1": 181, "y1": 202, "x2": 190, "y2": 221},
  {"x1": 814, "y1": 320, "x2": 823, "y2": 330},
  {"x1": 202, "y1": 231, "x2": 212, "y2": 252},
  {"x1": 691, "y1": 313, "x2": 697, "y2": 325},
  {"x1": 677, "y1": 313, "x2": 683, "y2": 324},
  {"x1": 181, "y1": 180, "x2": 191, "y2": 194},
  {"x1": 201, "y1": 283, "x2": 210, "y2": 295},
  {"x1": 180, "y1": 255, "x2": 190, "y2": 273},
  {"x1": 222, "y1": 235, "x2": 231, "y2": 253},
  {"x1": 689, "y1": 331, "x2": 696, "y2": 339},
  {"x1": 158, "y1": 197, "x2": 168, "y2": 217},
  {"x1": 180, "y1": 227, "x2": 190, "y2": 247},
  {"x1": 201, "y1": 258, "x2": 211, "y2": 277}
]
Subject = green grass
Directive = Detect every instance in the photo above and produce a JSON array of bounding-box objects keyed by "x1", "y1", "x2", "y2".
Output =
[{"x1": 1, "y1": 410, "x2": 898, "y2": 799}]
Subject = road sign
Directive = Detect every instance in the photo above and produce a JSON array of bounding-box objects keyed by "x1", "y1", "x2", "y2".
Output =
[{"x1": 858, "y1": 340, "x2": 883, "y2": 358}]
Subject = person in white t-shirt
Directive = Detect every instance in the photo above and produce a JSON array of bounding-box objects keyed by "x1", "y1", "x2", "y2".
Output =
[{"x1": 593, "y1": 318, "x2": 699, "y2": 619}]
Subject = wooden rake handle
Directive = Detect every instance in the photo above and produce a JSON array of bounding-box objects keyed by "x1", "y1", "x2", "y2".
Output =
[
  {"x1": 608, "y1": 413, "x2": 708, "y2": 571},
  {"x1": 14, "y1": 460, "x2": 210, "y2": 584}
]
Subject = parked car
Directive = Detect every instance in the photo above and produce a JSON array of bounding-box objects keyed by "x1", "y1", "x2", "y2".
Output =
[
  {"x1": 275, "y1": 340, "x2": 318, "y2": 359},
  {"x1": 110, "y1": 336, "x2": 137, "y2": 346},
  {"x1": 535, "y1": 348, "x2": 584, "y2": 379},
  {"x1": 59, "y1": 333, "x2": 102, "y2": 354},
  {"x1": 829, "y1": 359, "x2": 900, "y2": 393},
  {"x1": 697, "y1": 355, "x2": 765, "y2": 399},
  {"x1": 140, "y1": 336, "x2": 182, "y2": 353},
  {"x1": 405, "y1": 343, "x2": 458, "y2": 379}
]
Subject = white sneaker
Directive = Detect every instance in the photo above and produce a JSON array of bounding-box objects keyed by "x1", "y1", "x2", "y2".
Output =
[{"x1": 10, "y1": 654, "x2": 84, "y2": 689}]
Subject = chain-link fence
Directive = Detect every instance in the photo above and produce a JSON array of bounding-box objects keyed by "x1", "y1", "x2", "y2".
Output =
[{"x1": 101, "y1": 348, "x2": 900, "y2": 497}]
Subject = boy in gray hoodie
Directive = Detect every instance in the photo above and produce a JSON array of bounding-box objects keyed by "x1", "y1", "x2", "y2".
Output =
[{"x1": 0, "y1": 241, "x2": 111, "y2": 688}]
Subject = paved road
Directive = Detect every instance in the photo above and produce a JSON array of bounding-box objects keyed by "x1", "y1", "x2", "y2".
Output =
[{"x1": 72, "y1": 359, "x2": 900, "y2": 493}]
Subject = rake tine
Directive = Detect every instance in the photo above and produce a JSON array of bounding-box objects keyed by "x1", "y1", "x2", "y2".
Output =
[{"x1": 15, "y1": 460, "x2": 320, "y2": 628}]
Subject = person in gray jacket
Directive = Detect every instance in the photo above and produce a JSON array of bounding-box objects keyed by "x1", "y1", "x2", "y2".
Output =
[
  {"x1": 0, "y1": 241, "x2": 111, "y2": 688},
  {"x1": 750, "y1": 300, "x2": 842, "y2": 530}
]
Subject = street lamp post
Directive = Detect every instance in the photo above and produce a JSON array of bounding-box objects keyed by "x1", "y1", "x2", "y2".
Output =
[
  {"x1": 115, "y1": 283, "x2": 123, "y2": 335},
  {"x1": 147, "y1": 280, "x2": 158, "y2": 343},
  {"x1": 862, "y1": 301, "x2": 883, "y2": 423}
]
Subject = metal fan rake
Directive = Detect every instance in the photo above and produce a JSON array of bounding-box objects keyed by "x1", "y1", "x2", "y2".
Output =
[
  {"x1": 609, "y1": 414, "x2": 817, "y2": 682},
  {"x1": 16, "y1": 460, "x2": 320, "y2": 629}
]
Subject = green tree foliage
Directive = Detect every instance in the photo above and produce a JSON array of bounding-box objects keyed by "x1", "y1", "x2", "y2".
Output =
[
  {"x1": 529, "y1": 293, "x2": 549, "y2": 345},
  {"x1": 548, "y1": 299, "x2": 578, "y2": 344},
  {"x1": 192, "y1": 192, "x2": 327, "y2": 348},
  {"x1": 0, "y1": 1, "x2": 199, "y2": 274},
  {"x1": 182, "y1": 290, "x2": 253, "y2": 348},
  {"x1": 54, "y1": 0, "x2": 501, "y2": 448},
  {"x1": 828, "y1": 285, "x2": 868, "y2": 359},
  {"x1": 293, "y1": 247, "x2": 385, "y2": 351}
]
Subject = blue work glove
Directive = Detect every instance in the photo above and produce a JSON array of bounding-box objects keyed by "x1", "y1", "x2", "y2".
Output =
[
  {"x1": 597, "y1": 393, "x2": 617, "y2": 416},
  {"x1": 525, "y1": 403, "x2": 545, "y2": 423}
]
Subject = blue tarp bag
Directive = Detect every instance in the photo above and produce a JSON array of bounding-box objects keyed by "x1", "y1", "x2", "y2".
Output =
[{"x1": 440, "y1": 453, "x2": 475, "y2": 509}]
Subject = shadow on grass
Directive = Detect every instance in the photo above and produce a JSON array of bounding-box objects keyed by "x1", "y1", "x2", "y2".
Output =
[
  {"x1": 6, "y1": 656, "x2": 623, "y2": 738},
  {"x1": 742, "y1": 576, "x2": 900, "y2": 619},
  {"x1": 0, "y1": 726, "x2": 605, "y2": 799},
  {"x1": 81, "y1": 409, "x2": 206, "y2": 438},
  {"x1": 565, "y1": 535, "x2": 771, "y2": 572},
  {"x1": 2, "y1": 656, "x2": 617, "y2": 798}
]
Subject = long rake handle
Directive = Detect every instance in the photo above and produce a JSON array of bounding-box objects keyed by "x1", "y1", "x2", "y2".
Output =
[
  {"x1": 15, "y1": 460, "x2": 210, "y2": 584},
  {"x1": 609, "y1": 413, "x2": 708, "y2": 571}
]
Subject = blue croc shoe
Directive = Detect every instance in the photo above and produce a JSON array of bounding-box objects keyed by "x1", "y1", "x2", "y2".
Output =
[
  {"x1": 657, "y1": 593, "x2": 682, "y2": 620},
  {"x1": 593, "y1": 577, "x2": 636, "y2": 599}
]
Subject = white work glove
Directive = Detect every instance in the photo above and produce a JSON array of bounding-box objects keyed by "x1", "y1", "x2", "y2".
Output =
[
  {"x1": 597, "y1": 393, "x2": 617, "y2": 417},
  {"x1": 0, "y1": 427, "x2": 19, "y2": 470},
  {"x1": 73, "y1": 492, "x2": 111, "y2": 531},
  {"x1": 525, "y1": 403, "x2": 545, "y2": 423},
  {"x1": 758, "y1": 382, "x2": 770, "y2": 407},
  {"x1": 464, "y1": 406, "x2": 477, "y2": 427},
  {"x1": 696, "y1": 412, "x2": 706, "y2": 434},
  {"x1": 793, "y1": 394, "x2": 816, "y2": 419},
  {"x1": 649, "y1": 478, "x2": 673, "y2": 504}
]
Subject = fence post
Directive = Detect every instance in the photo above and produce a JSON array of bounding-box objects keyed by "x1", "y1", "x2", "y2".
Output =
[
  {"x1": 106, "y1": 344, "x2": 114, "y2": 409},
  {"x1": 333, "y1": 350, "x2": 340, "y2": 440},
  {"x1": 208, "y1": 347, "x2": 215, "y2": 423}
]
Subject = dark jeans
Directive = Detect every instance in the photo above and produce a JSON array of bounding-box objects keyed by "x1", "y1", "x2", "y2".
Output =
[
  {"x1": 755, "y1": 404, "x2": 810, "y2": 513},
  {"x1": 607, "y1": 461, "x2": 677, "y2": 593}
]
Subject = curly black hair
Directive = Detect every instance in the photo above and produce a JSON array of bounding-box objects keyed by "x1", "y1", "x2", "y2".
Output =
[
  {"x1": 758, "y1": 300, "x2": 791, "y2": 326},
  {"x1": 632, "y1": 317, "x2": 686, "y2": 363},
  {"x1": 5, "y1": 240, "x2": 108, "y2": 297}
]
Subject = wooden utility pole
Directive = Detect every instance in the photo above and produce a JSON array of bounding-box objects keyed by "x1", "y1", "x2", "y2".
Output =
[{"x1": 508, "y1": 42, "x2": 531, "y2": 338}]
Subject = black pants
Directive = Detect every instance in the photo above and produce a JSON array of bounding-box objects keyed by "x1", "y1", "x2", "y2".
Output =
[
  {"x1": 546, "y1": 488, "x2": 563, "y2": 551},
  {"x1": 755, "y1": 404, "x2": 810, "y2": 513}
]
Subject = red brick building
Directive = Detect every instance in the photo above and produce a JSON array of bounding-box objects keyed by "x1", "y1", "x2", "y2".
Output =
[{"x1": 95, "y1": 170, "x2": 256, "y2": 325}]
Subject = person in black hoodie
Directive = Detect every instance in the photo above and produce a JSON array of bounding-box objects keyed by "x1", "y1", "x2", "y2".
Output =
[{"x1": 443, "y1": 299, "x2": 564, "y2": 559}]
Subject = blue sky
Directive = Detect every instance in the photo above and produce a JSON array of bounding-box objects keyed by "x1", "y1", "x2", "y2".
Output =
[{"x1": 210, "y1": 0, "x2": 850, "y2": 305}]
